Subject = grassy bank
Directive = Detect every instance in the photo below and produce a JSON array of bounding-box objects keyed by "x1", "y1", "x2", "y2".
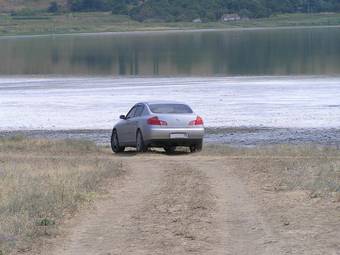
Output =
[
  {"x1": 0, "y1": 12, "x2": 340, "y2": 36},
  {"x1": 0, "y1": 136, "x2": 123, "y2": 254},
  {"x1": 205, "y1": 144, "x2": 340, "y2": 200}
]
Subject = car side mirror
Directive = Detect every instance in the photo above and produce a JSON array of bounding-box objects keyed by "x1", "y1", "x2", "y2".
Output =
[{"x1": 120, "y1": 115, "x2": 126, "y2": 120}]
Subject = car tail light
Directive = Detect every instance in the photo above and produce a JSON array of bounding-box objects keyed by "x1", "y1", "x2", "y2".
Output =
[
  {"x1": 189, "y1": 116, "x2": 204, "y2": 126},
  {"x1": 147, "y1": 116, "x2": 168, "y2": 126}
]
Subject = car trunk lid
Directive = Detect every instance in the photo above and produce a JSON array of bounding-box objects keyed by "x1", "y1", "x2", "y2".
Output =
[{"x1": 154, "y1": 114, "x2": 200, "y2": 128}]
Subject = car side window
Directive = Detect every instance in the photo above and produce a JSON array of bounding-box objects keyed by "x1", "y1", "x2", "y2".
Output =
[
  {"x1": 134, "y1": 105, "x2": 144, "y2": 117},
  {"x1": 126, "y1": 106, "x2": 137, "y2": 119}
]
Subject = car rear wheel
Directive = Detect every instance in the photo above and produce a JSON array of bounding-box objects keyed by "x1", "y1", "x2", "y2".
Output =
[
  {"x1": 136, "y1": 130, "x2": 148, "y2": 152},
  {"x1": 189, "y1": 140, "x2": 203, "y2": 153},
  {"x1": 111, "y1": 129, "x2": 125, "y2": 153},
  {"x1": 164, "y1": 146, "x2": 176, "y2": 154}
]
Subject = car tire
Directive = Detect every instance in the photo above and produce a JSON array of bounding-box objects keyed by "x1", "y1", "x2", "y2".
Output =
[
  {"x1": 111, "y1": 129, "x2": 125, "y2": 153},
  {"x1": 136, "y1": 130, "x2": 148, "y2": 152},
  {"x1": 189, "y1": 140, "x2": 203, "y2": 153},
  {"x1": 164, "y1": 146, "x2": 176, "y2": 154}
]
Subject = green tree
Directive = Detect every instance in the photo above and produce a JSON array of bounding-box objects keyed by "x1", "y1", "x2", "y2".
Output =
[
  {"x1": 70, "y1": 0, "x2": 112, "y2": 11},
  {"x1": 66, "y1": 0, "x2": 340, "y2": 21},
  {"x1": 48, "y1": 1, "x2": 60, "y2": 13}
]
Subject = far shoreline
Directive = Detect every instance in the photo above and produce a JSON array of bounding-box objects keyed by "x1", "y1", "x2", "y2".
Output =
[
  {"x1": 1, "y1": 24, "x2": 340, "y2": 39},
  {"x1": 1, "y1": 12, "x2": 340, "y2": 38},
  {"x1": 1, "y1": 127, "x2": 339, "y2": 148}
]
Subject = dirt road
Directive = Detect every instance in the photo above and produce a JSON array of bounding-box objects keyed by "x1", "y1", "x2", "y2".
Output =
[{"x1": 39, "y1": 153, "x2": 339, "y2": 255}]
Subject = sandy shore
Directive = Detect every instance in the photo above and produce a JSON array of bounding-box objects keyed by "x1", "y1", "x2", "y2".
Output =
[{"x1": 2, "y1": 24, "x2": 340, "y2": 39}]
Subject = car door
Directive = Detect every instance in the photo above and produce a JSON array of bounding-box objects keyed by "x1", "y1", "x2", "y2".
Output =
[
  {"x1": 124, "y1": 104, "x2": 144, "y2": 145},
  {"x1": 131, "y1": 104, "x2": 145, "y2": 141},
  {"x1": 119, "y1": 106, "x2": 137, "y2": 145}
]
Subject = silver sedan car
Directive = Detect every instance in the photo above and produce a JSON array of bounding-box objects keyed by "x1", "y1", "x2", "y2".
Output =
[{"x1": 111, "y1": 101, "x2": 204, "y2": 153}]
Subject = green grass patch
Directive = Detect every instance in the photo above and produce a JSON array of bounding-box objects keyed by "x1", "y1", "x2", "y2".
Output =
[
  {"x1": 11, "y1": 16, "x2": 51, "y2": 20},
  {"x1": 0, "y1": 12, "x2": 340, "y2": 36}
]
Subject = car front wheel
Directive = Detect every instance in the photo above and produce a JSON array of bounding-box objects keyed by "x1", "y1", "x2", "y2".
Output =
[{"x1": 111, "y1": 129, "x2": 125, "y2": 153}]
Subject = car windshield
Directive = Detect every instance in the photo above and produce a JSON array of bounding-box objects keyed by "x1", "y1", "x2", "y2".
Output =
[{"x1": 149, "y1": 104, "x2": 193, "y2": 114}]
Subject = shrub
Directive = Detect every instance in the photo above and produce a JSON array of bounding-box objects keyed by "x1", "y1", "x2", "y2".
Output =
[{"x1": 48, "y1": 1, "x2": 60, "y2": 13}]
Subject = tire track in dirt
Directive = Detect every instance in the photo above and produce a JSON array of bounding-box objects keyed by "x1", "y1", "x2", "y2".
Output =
[
  {"x1": 122, "y1": 161, "x2": 218, "y2": 255},
  {"x1": 191, "y1": 159, "x2": 283, "y2": 254},
  {"x1": 49, "y1": 159, "x2": 162, "y2": 255},
  {"x1": 46, "y1": 157, "x2": 221, "y2": 255}
]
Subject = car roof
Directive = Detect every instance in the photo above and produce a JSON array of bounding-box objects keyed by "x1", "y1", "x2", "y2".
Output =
[{"x1": 139, "y1": 100, "x2": 188, "y2": 105}]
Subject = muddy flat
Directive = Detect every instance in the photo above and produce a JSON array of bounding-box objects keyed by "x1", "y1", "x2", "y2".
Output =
[
  {"x1": 36, "y1": 153, "x2": 340, "y2": 255},
  {"x1": 2, "y1": 76, "x2": 340, "y2": 130},
  {"x1": 3, "y1": 127, "x2": 340, "y2": 147}
]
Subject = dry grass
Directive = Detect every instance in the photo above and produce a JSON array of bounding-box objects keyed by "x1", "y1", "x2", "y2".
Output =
[
  {"x1": 204, "y1": 144, "x2": 340, "y2": 199},
  {"x1": 0, "y1": 136, "x2": 123, "y2": 254},
  {"x1": 204, "y1": 143, "x2": 340, "y2": 157}
]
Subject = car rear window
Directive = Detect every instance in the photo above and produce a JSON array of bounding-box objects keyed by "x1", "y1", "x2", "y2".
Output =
[{"x1": 149, "y1": 104, "x2": 193, "y2": 114}]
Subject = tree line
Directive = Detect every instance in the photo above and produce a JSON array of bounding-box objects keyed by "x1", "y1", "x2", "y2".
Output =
[{"x1": 50, "y1": 0, "x2": 340, "y2": 21}]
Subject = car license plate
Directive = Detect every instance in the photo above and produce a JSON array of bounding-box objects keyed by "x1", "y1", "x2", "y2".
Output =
[{"x1": 170, "y1": 133, "x2": 188, "y2": 139}]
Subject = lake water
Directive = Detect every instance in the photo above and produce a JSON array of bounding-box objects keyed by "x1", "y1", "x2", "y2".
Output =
[{"x1": 1, "y1": 27, "x2": 340, "y2": 76}]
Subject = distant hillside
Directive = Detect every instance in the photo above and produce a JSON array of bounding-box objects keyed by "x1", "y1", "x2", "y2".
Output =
[
  {"x1": 129, "y1": 0, "x2": 340, "y2": 21},
  {"x1": 0, "y1": 0, "x2": 339, "y2": 22},
  {"x1": 0, "y1": 0, "x2": 66, "y2": 12}
]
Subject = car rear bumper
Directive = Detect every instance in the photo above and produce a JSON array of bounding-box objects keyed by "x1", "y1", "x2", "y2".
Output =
[
  {"x1": 143, "y1": 127, "x2": 204, "y2": 141},
  {"x1": 146, "y1": 138, "x2": 202, "y2": 147}
]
